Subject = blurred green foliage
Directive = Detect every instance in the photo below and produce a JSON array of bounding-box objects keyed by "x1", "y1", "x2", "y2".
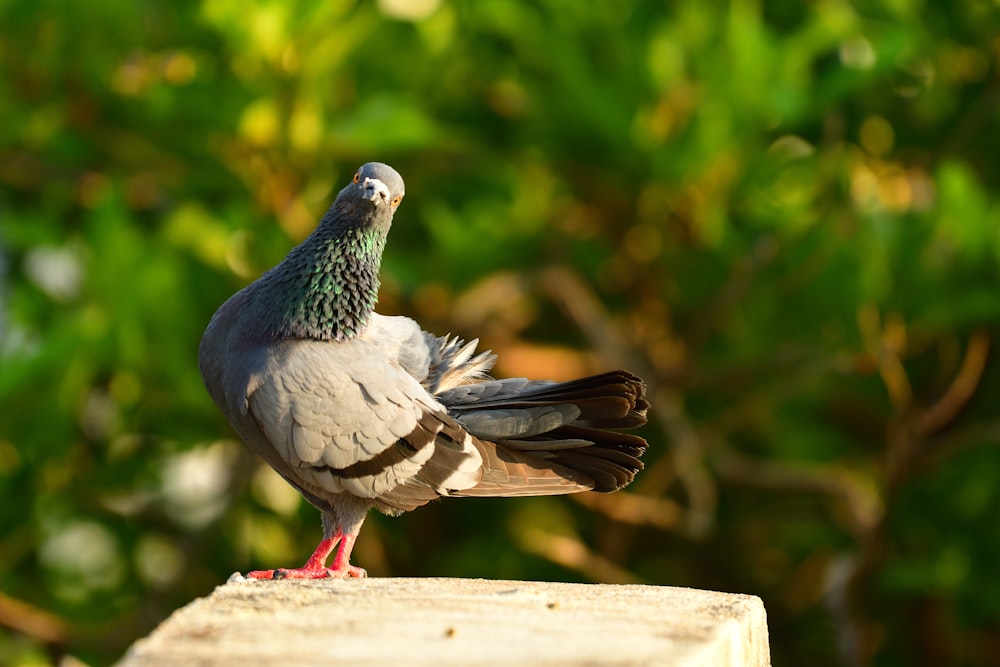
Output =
[{"x1": 2, "y1": 0, "x2": 1000, "y2": 665}]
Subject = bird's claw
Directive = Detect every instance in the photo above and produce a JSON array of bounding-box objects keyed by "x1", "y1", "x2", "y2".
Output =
[
  {"x1": 244, "y1": 565, "x2": 366, "y2": 580},
  {"x1": 341, "y1": 565, "x2": 367, "y2": 579}
]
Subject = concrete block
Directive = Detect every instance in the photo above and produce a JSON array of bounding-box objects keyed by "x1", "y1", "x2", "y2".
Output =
[{"x1": 120, "y1": 577, "x2": 770, "y2": 666}]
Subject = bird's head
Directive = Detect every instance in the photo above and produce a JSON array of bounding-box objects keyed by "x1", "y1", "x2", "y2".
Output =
[{"x1": 338, "y1": 162, "x2": 405, "y2": 215}]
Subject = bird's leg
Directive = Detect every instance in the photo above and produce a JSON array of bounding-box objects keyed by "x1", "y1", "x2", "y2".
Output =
[
  {"x1": 314, "y1": 498, "x2": 368, "y2": 578},
  {"x1": 246, "y1": 503, "x2": 368, "y2": 580},
  {"x1": 326, "y1": 530, "x2": 366, "y2": 579}
]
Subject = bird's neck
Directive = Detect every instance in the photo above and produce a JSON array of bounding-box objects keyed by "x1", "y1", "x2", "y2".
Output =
[{"x1": 256, "y1": 221, "x2": 387, "y2": 343}]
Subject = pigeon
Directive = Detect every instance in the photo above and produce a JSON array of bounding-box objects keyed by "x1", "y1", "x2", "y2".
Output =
[{"x1": 198, "y1": 162, "x2": 649, "y2": 579}]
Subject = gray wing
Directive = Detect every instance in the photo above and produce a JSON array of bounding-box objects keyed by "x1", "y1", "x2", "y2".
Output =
[
  {"x1": 198, "y1": 296, "x2": 488, "y2": 514},
  {"x1": 240, "y1": 336, "x2": 485, "y2": 512}
]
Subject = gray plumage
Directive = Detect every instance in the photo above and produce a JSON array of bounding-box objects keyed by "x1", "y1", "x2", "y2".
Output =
[{"x1": 199, "y1": 162, "x2": 649, "y2": 579}]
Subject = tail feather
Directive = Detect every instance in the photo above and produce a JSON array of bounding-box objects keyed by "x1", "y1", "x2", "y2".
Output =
[
  {"x1": 455, "y1": 440, "x2": 595, "y2": 497},
  {"x1": 549, "y1": 450, "x2": 634, "y2": 490},
  {"x1": 544, "y1": 424, "x2": 648, "y2": 458},
  {"x1": 448, "y1": 369, "x2": 649, "y2": 494},
  {"x1": 423, "y1": 332, "x2": 649, "y2": 497},
  {"x1": 445, "y1": 370, "x2": 648, "y2": 428}
]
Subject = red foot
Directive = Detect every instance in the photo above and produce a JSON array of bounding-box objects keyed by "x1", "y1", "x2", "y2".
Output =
[
  {"x1": 246, "y1": 564, "x2": 367, "y2": 580},
  {"x1": 244, "y1": 532, "x2": 366, "y2": 581}
]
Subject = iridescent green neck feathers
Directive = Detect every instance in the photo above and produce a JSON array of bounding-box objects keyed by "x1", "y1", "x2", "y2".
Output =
[
  {"x1": 248, "y1": 161, "x2": 405, "y2": 344},
  {"x1": 254, "y1": 210, "x2": 389, "y2": 343}
]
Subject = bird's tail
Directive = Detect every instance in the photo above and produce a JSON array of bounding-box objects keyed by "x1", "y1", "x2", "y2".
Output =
[{"x1": 439, "y1": 370, "x2": 649, "y2": 494}]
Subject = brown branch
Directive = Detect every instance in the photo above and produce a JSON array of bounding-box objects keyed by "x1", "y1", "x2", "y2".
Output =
[
  {"x1": 539, "y1": 265, "x2": 718, "y2": 537},
  {"x1": 919, "y1": 419, "x2": 1000, "y2": 471},
  {"x1": 857, "y1": 306, "x2": 912, "y2": 413},
  {"x1": 709, "y1": 439, "x2": 883, "y2": 537},
  {"x1": 915, "y1": 329, "x2": 991, "y2": 437},
  {"x1": 573, "y1": 492, "x2": 683, "y2": 531},
  {"x1": 0, "y1": 590, "x2": 72, "y2": 645},
  {"x1": 538, "y1": 266, "x2": 640, "y2": 369},
  {"x1": 517, "y1": 529, "x2": 644, "y2": 584}
]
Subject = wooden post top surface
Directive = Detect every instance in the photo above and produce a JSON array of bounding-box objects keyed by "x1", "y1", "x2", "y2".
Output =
[{"x1": 119, "y1": 577, "x2": 771, "y2": 666}]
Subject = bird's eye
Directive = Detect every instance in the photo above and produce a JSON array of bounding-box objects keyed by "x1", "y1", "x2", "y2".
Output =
[
  {"x1": 352, "y1": 172, "x2": 360, "y2": 184},
  {"x1": 390, "y1": 194, "x2": 404, "y2": 207}
]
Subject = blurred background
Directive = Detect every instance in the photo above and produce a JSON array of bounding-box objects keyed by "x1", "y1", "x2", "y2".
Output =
[{"x1": 2, "y1": 0, "x2": 999, "y2": 665}]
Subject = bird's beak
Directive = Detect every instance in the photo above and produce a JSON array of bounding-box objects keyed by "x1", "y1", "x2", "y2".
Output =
[{"x1": 361, "y1": 177, "x2": 391, "y2": 205}]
